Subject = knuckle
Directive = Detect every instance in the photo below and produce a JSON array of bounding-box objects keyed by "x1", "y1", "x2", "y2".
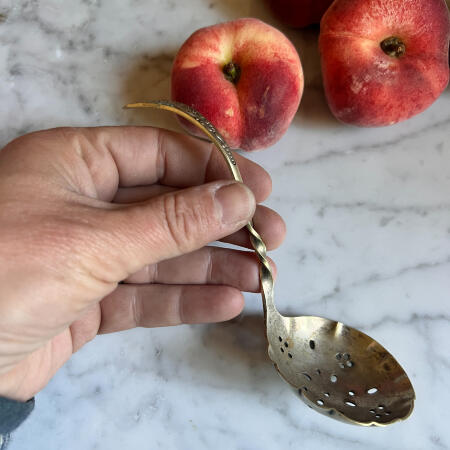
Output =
[
  {"x1": 160, "y1": 192, "x2": 216, "y2": 253},
  {"x1": 161, "y1": 194, "x2": 193, "y2": 252},
  {"x1": 176, "y1": 287, "x2": 185, "y2": 325},
  {"x1": 7, "y1": 127, "x2": 78, "y2": 150},
  {"x1": 131, "y1": 285, "x2": 142, "y2": 327}
]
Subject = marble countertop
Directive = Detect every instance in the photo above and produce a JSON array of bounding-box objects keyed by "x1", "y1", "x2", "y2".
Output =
[{"x1": 1, "y1": 1, "x2": 450, "y2": 449}]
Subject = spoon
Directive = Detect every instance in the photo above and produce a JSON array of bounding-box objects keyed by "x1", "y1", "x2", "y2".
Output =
[{"x1": 125, "y1": 100, "x2": 415, "y2": 426}]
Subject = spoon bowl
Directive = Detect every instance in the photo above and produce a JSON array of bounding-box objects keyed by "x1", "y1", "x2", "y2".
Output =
[{"x1": 267, "y1": 313, "x2": 415, "y2": 425}]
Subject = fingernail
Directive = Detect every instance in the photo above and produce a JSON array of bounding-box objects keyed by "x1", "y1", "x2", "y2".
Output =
[{"x1": 215, "y1": 182, "x2": 256, "y2": 226}]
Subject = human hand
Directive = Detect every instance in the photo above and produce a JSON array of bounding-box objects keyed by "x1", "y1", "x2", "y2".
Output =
[{"x1": 0, "y1": 127, "x2": 285, "y2": 401}]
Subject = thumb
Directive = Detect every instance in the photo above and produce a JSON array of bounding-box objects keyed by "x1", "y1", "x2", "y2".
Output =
[{"x1": 96, "y1": 180, "x2": 256, "y2": 279}]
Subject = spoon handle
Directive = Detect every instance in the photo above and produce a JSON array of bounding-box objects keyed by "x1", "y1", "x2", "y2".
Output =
[{"x1": 124, "y1": 100, "x2": 276, "y2": 314}]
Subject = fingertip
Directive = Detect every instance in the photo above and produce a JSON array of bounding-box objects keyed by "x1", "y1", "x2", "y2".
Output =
[
  {"x1": 267, "y1": 256, "x2": 278, "y2": 281},
  {"x1": 219, "y1": 204, "x2": 286, "y2": 251},
  {"x1": 186, "y1": 286, "x2": 245, "y2": 324},
  {"x1": 217, "y1": 287, "x2": 245, "y2": 322},
  {"x1": 256, "y1": 206, "x2": 287, "y2": 251},
  {"x1": 235, "y1": 153, "x2": 272, "y2": 203},
  {"x1": 252, "y1": 164, "x2": 272, "y2": 203},
  {"x1": 267, "y1": 211, "x2": 287, "y2": 251},
  {"x1": 262, "y1": 167, "x2": 273, "y2": 201}
]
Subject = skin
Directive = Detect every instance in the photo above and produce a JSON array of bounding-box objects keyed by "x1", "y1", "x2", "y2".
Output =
[
  {"x1": 0, "y1": 126, "x2": 286, "y2": 402},
  {"x1": 171, "y1": 18, "x2": 304, "y2": 151},
  {"x1": 319, "y1": 0, "x2": 450, "y2": 126},
  {"x1": 267, "y1": 0, "x2": 334, "y2": 28}
]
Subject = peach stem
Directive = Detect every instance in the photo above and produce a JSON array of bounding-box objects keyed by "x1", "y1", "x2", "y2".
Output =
[
  {"x1": 223, "y1": 62, "x2": 241, "y2": 84},
  {"x1": 380, "y1": 36, "x2": 406, "y2": 58}
]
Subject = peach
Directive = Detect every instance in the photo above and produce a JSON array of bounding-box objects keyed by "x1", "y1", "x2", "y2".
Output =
[
  {"x1": 267, "y1": 0, "x2": 334, "y2": 28},
  {"x1": 319, "y1": 0, "x2": 450, "y2": 127},
  {"x1": 171, "y1": 18, "x2": 304, "y2": 151}
]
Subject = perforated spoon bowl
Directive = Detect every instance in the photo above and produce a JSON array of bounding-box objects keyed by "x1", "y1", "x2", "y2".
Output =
[{"x1": 125, "y1": 100, "x2": 415, "y2": 426}]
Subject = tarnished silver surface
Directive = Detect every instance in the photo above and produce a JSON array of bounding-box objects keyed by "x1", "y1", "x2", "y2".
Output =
[{"x1": 124, "y1": 100, "x2": 415, "y2": 426}]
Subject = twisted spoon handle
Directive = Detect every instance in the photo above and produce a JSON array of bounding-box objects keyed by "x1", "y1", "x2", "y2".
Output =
[{"x1": 125, "y1": 100, "x2": 276, "y2": 313}]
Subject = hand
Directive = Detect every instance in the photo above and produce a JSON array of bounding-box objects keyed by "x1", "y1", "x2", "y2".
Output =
[{"x1": 0, "y1": 127, "x2": 285, "y2": 401}]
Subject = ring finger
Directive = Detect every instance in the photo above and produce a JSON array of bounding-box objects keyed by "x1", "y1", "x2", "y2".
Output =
[{"x1": 123, "y1": 246, "x2": 276, "y2": 293}]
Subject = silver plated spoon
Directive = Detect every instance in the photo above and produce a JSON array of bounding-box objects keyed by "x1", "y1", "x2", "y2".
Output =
[{"x1": 125, "y1": 100, "x2": 415, "y2": 426}]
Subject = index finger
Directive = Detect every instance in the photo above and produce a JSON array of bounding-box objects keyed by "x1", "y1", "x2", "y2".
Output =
[{"x1": 68, "y1": 126, "x2": 272, "y2": 202}]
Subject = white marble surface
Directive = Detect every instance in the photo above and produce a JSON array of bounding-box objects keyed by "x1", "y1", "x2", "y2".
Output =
[{"x1": 1, "y1": 0, "x2": 450, "y2": 449}]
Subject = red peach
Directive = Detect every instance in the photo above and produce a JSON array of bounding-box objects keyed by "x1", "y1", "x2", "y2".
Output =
[
  {"x1": 171, "y1": 18, "x2": 304, "y2": 151},
  {"x1": 267, "y1": 0, "x2": 334, "y2": 28},
  {"x1": 319, "y1": 0, "x2": 450, "y2": 127}
]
